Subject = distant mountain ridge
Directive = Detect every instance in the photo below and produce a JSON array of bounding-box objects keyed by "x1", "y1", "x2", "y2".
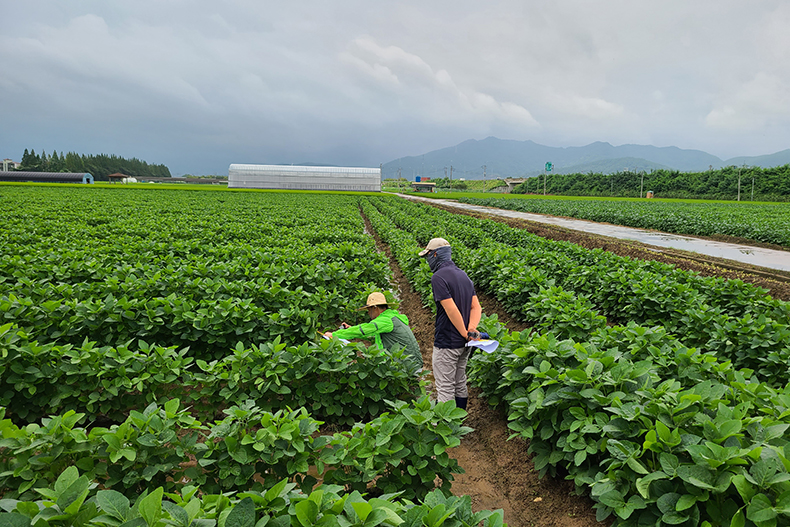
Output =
[{"x1": 382, "y1": 137, "x2": 790, "y2": 180}]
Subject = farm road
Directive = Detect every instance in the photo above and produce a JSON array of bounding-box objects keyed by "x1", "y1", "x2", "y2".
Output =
[
  {"x1": 396, "y1": 194, "x2": 790, "y2": 274},
  {"x1": 361, "y1": 210, "x2": 601, "y2": 527}
]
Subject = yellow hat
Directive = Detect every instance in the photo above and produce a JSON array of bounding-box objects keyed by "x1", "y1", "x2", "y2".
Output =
[
  {"x1": 418, "y1": 237, "x2": 450, "y2": 257},
  {"x1": 358, "y1": 292, "x2": 388, "y2": 310}
]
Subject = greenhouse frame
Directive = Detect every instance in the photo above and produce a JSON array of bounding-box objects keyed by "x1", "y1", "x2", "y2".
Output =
[{"x1": 228, "y1": 164, "x2": 381, "y2": 192}]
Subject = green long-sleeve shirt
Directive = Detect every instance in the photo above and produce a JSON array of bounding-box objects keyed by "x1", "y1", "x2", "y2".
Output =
[{"x1": 333, "y1": 308, "x2": 422, "y2": 371}]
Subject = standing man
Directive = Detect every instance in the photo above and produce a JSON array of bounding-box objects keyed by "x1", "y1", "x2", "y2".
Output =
[{"x1": 419, "y1": 238, "x2": 481, "y2": 409}]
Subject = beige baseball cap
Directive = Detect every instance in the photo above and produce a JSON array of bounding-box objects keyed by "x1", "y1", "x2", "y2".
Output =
[
  {"x1": 358, "y1": 292, "x2": 388, "y2": 310},
  {"x1": 418, "y1": 237, "x2": 450, "y2": 257}
]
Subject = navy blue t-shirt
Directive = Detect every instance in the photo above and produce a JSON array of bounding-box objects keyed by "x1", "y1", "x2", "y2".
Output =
[{"x1": 431, "y1": 262, "x2": 477, "y2": 349}]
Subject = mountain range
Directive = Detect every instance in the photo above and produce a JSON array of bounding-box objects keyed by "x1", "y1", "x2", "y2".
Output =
[{"x1": 381, "y1": 137, "x2": 790, "y2": 180}]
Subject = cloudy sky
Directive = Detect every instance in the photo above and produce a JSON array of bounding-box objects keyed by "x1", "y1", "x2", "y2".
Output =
[{"x1": 2, "y1": 1, "x2": 788, "y2": 176}]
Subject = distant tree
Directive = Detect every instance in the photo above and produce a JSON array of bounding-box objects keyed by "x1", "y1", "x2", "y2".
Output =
[
  {"x1": 19, "y1": 149, "x2": 31, "y2": 169},
  {"x1": 19, "y1": 149, "x2": 42, "y2": 171},
  {"x1": 49, "y1": 150, "x2": 64, "y2": 172},
  {"x1": 17, "y1": 147, "x2": 172, "y2": 180},
  {"x1": 64, "y1": 152, "x2": 84, "y2": 173}
]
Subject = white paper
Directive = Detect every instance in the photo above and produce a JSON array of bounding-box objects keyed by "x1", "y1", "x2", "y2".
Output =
[
  {"x1": 322, "y1": 334, "x2": 350, "y2": 344},
  {"x1": 465, "y1": 339, "x2": 499, "y2": 353}
]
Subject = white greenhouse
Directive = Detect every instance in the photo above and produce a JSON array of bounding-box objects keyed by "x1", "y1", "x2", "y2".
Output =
[{"x1": 228, "y1": 164, "x2": 381, "y2": 192}]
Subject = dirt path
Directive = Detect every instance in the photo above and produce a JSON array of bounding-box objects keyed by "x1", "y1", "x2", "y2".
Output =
[{"x1": 361, "y1": 211, "x2": 602, "y2": 527}]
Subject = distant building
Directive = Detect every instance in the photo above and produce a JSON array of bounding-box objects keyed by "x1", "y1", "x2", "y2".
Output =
[
  {"x1": 228, "y1": 164, "x2": 381, "y2": 191},
  {"x1": 0, "y1": 171, "x2": 94, "y2": 184},
  {"x1": 2, "y1": 159, "x2": 20, "y2": 171},
  {"x1": 411, "y1": 182, "x2": 436, "y2": 193}
]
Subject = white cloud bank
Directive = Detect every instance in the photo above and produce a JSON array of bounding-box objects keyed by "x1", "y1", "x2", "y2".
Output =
[
  {"x1": 340, "y1": 36, "x2": 540, "y2": 129},
  {"x1": 1, "y1": 1, "x2": 789, "y2": 174}
]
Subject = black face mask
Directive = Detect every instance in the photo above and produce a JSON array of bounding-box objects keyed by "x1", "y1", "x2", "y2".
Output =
[{"x1": 426, "y1": 246, "x2": 452, "y2": 272}]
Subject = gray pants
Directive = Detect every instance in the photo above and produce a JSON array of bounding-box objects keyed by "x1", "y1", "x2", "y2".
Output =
[{"x1": 432, "y1": 346, "x2": 471, "y2": 403}]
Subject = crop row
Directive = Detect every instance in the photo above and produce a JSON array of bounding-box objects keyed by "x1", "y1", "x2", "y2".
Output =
[
  {"x1": 363, "y1": 196, "x2": 790, "y2": 385},
  {"x1": 1, "y1": 396, "x2": 470, "y2": 502},
  {"x1": 0, "y1": 469, "x2": 505, "y2": 527},
  {"x1": 457, "y1": 196, "x2": 790, "y2": 248},
  {"x1": 0, "y1": 321, "x2": 418, "y2": 424},
  {"x1": 360, "y1": 195, "x2": 790, "y2": 527}
]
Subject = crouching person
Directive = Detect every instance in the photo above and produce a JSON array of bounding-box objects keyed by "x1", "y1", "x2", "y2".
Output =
[{"x1": 324, "y1": 292, "x2": 422, "y2": 374}]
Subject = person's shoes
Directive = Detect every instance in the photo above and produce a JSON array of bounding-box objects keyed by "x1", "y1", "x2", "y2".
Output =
[{"x1": 455, "y1": 397, "x2": 468, "y2": 410}]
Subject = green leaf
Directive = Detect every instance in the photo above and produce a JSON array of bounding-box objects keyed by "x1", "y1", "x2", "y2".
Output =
[
  {"x1": 660, "y1": 453, "x2": 680, "y2": 476},
  {"x1": 138, "y1": 487, "x2": 164, "y2": 527},
  {"x1": 656, "y1": 421, "x2": 671, "y2": 444},
  {"x1": 163, "y1": 502, "x2": 190, "y2": 527},
  {"x1": 363, "y1": 508, "x2": 391, "y2": 527},
  {"x1": 747, "y1": 494, "x2": 777, "y2": 523},
  {"x1": 227, "y1": 497, "x2": 256, "y2": 527},
  {"x1": 662, "y1": 511, "x2": 691, "y2": 525},
  {"x1": 676, "y1": 495, "x2": 697, "y2": 511},
  {"x1": 731, "y1": 475, "x2": 755, "y2": 503},
  {"x1": 774, "y1": 490, "x2": 790, "y2": 514},
  {"x1": 297, "y1": 500, "x2": 320, "y2": 527},
  {"x1": 54, "y1": 465, "x2": 80, "y2": 495},
  {"x1": 657, "y1": 493, "x2": 681, "y2": 514},
  {"x1": 598, "y1": 491, "x2": 626, "y2": 509},
  {"x1": 97, "y1": 490, "x2": 130, "y2": 521},
  {"x1": 626, "y1": 457, "x2": 650, "y2": 475},
  {"x1": 677, "y1": 465, "x2": 717, "y2": 490},
  {"x1": 0, "y1": 513, "x2": 31, "y2": 527},
  {"x1": 56, "y1": 475, "x2": 90, "y2": 516},
  {"x1": 636, "y1": 471, "x2": 667, "y2": 499}
]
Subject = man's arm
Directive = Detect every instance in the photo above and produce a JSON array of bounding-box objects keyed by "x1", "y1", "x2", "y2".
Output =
[
  {"x1": 467, "y1": 295, "x2": 482, "y2": 334},
  {"x1": 439, "y1": 298, "x2": 469, "y2": 341},
  {"x1": 332, "y1": 315, "x2": 394, "y2": 340}
]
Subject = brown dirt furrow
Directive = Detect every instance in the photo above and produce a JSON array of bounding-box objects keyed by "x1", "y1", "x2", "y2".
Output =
[{"x1": 360, "y1": 209, "x2": 601, "y2": 527}]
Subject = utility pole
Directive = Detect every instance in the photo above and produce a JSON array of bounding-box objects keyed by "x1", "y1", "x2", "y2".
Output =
[
  {"x1": 450, "y1": 165, "x2": 453, "y2": 181},
  {"x1": 543, "y1": 162, "x2": 552, "y2": 196},
  {"x1": 737, "y1": 164, "x2": 744, "y2": 201},
  {"x1": 640, "y1": 171, "x2": 644, "y2": 198},
  {"x1": 751, "y1": 172, "x2": 755, "y2": 201},
  {"x1": 482, "y1": 165, "x2": 486, "y2": 190}
]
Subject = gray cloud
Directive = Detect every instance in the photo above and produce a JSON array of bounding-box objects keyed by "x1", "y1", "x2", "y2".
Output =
[{"x1": 1, "y1": 0, "x2": 788, "y2": 176}]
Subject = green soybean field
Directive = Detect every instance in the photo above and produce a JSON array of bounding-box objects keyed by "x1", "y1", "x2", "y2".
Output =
[{"x1": 3, "y1": 183, "x2": 790, "y2": 527}]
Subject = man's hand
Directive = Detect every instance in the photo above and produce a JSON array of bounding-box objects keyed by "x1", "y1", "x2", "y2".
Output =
[
  {"x1": 324, "y1": 331, "x2": 333, "y2": 338},
  {"x1": 339, "y1": 322, "x2": 350, "y2": 329},
  {"x1": 467, "y1": 330, "x2": 481, "y2": 341}
]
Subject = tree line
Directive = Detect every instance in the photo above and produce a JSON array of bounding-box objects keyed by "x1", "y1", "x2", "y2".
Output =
[
  {"x1": 513, "y1": 164, "x2": 790, "y2": 201},
  {"x1": 15, "y1": 149, "x2": 171, "y2": 181}
]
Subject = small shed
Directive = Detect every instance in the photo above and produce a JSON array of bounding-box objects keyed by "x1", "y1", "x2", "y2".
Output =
[
  {"x1": 107, "y1": 173, "x2": 129, "y2": 183},
  {"x1": 411, "y1": 182, "x2": 436, "y2": 193},
  {"x1": 0, "y1": 171, "x2": 94, "y2": 184}
]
